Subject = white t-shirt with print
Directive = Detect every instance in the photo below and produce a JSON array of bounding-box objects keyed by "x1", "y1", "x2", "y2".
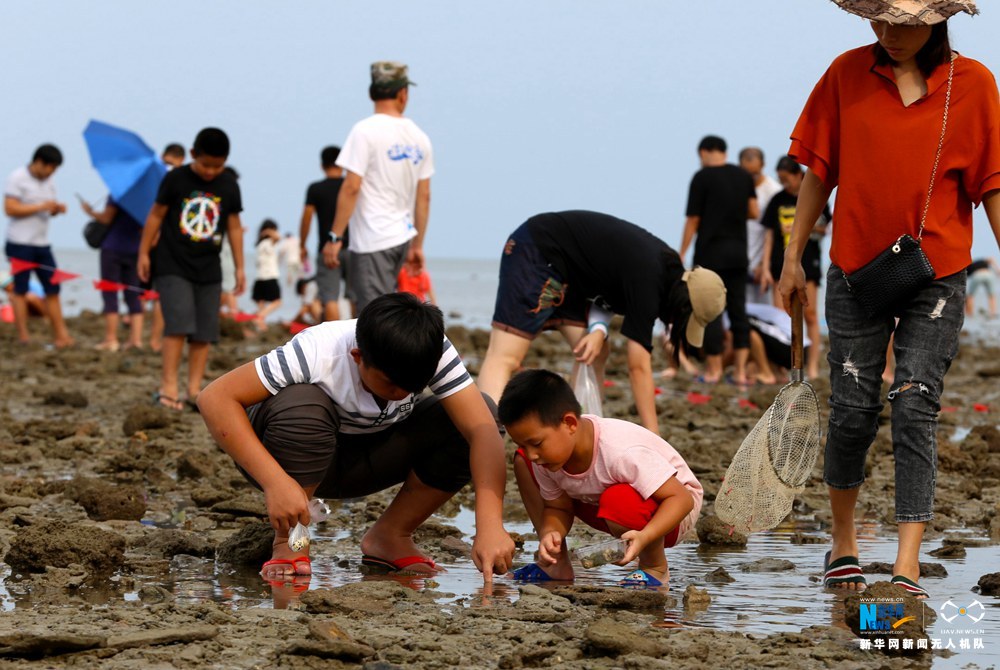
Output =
[
  {"x1": 254, "y1": 319, "x2": 471, "y2": 435},
  {"x1": 336, "y1": 114, "x2": 434, "y2": 254},
  {"x1": 4, "y1": 166, "x2": 57, "y2": 247},
  {"x1": 747, "y1": 174, "x2": 783, "y2": 270},
  {"x1": 256, "y1": 238, "x2": 280, "y2": 281}
]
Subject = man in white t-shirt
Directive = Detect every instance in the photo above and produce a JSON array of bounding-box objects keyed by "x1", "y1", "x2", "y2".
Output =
[
  {"x1": 739, "y1": 147, "x2": 782, "y2": 305},
  {"x1": 197, "y1": 293, "x2": 514, "y2": 584},
  {"x1": 3, "y1": 144, "x2": 73, "y2": 347},
  {"x1": 323, "y1": 61, "x2": 434, "y2": 311}
]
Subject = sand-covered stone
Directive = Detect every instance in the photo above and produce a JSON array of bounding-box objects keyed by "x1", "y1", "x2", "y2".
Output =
[
  {"x1": 301, "y1": 581, "x2": 430, "y2": 615},
  {"x1": 215, "y1": 520, "x2": 273, "y2": 566},
  {"x1": 143, "y1": 529, "x2": 215, "y2": 558},
  {"x1": 739, "y1": 557, "x2": 795, "y2": 572},
  {"x1": 5, "y1": 520, "x2": 125, "y2": 574},
  {"x1": 683, "y1": 584, "x2": 711, "y2": 606},
  {"x1": 42, "y1": 390, "x2": 89, "y2": 408},
  {"x1": 696, "y1": 514, "x2": 749, "y2": 546},
  {"x1": 928, "y1": 539, "x2": 966, "y2": 558},
  {"x1": 553, "y1": 585, "x2": 673, "y2": 610},
  {"x1": 64, "y1": 477, "x2": 145, "y2": 521},
  {"x1": 585, "y1": 619, "x2": 664, "y2": 657},
  {"x1": 978, "y1": 572, "x2": 1000, "y2": 595},
  {"x1": 122, "y1": 404, "x2": 172, "y2": 436},
  {"x1": 176, "y1": 452, "x2": 216, "y2": 480},
  {"x1": 705, "y1": 566, "x2": 736, "y2": 583},
  {"x1": 862, "y1": 561, "x2": 947, "y2": 577}
]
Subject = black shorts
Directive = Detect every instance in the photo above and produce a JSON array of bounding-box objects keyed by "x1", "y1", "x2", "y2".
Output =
[
  {"x1": 243, "y1": 384, "x2": 501, "y2": 496},
  {"x1": 252, "y1": 278, "x2": 281, "y2": 302},
  {"x1": 155, "y1": 275, "x2": 222, "y2": 343},
  {"x1": 491, "y1": 223, "x2": 587, "y2": 339}
]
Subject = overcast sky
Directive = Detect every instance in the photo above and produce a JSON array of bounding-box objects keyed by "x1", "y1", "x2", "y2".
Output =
[{"x1": 2, "y1": 1, "x2": 998, "y2": 260}]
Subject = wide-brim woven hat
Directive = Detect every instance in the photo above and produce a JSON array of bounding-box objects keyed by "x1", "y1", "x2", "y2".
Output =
[{"x1": 831, "y1": 0, "x2": 978, "y2": 25}]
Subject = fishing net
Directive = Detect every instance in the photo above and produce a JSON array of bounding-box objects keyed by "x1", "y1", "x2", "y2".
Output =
[
  {"x1": 716, "y1": 380, "x2": 821, "y2": 533},
  {"x1": 715, "y1": 299, "x2": 821, "y2": 533}
]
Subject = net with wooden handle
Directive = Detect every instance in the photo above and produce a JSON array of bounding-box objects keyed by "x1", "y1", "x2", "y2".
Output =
[{"x1": 715, "y1": 292, "x2": 821, "y2": 532}]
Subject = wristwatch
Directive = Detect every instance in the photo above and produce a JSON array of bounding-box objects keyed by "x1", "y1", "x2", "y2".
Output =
[{"x1": 327, "y1": 232, "x2": 341, "y2": 244}]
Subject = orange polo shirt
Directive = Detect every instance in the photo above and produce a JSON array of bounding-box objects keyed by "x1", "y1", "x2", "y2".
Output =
[{"x1": 789, "y1": 44, "x2": 1000, "y2": 278}]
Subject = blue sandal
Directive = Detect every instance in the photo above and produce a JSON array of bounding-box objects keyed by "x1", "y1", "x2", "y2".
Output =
[
  {"x1": 511, "y1": 563, "x2": 553, "y2": 582},
  {"x1": 619, "y1": 569, "x2": 663, "y2": 588}
]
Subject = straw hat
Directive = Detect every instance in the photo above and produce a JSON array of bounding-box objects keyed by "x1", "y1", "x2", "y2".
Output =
[{"x1": 831, "y1": 0, "x2": 978, "y2": 25}]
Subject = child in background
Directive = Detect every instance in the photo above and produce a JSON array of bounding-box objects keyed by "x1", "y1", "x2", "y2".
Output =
[
  {"x1": 759, "y1": 156, "x2": 830, "y2": 380},
  {"x1": 500, "y1": 369, "x2": 702, "y2": 588},
  {"x1": 397, "y1": 260, "x2": 436, "y2": 304},
  {"x1": 291, "y1": 277, "x2": 322, "y2": 325},
  {"x1": 1, "y1": 272, "x2": 48, "y2": 322},
  {"x1": 253, "y1": 219, "x2": 282, "y2": 329},
  {"x1": 3, "y1": 144, "x2": 73, "y2": 348},
  {"x1": 137, "y1": 128, "x2": 244, "y2": 412}
]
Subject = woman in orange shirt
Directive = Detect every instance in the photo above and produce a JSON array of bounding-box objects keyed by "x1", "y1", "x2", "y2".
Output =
[{"x1": 779, "y1": 0, "x2": 1000, "y2": 599}]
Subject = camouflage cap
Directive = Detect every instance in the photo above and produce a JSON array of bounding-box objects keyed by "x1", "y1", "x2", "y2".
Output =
[
  {"x1": 831, "y1": 0, "x2": 978, "y2": 25},
  {"x1": 371, "y1": 61, "x2": 416, "y2": 89}
]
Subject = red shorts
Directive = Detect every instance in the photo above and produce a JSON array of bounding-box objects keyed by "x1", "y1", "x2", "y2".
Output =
[{"x1": 515, "y1": 448, "x2": 681, "y2": 548}]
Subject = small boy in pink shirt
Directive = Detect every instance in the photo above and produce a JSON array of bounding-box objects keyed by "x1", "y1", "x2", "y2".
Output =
[{"x1": 499, "y1": 369, "x2": 703, "y2": 587}]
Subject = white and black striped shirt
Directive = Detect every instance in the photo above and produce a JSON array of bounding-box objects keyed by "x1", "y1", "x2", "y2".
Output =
[{"x1": 254, "y1": 320, "x2": 472, "y2": 435}]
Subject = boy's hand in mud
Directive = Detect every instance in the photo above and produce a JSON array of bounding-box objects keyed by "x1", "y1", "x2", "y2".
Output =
[
  {"x1": 472, "y1": 525, "x2": 515, "y2": 583},
  {"x1": 264, "y1": 479, "x2": 311, "y2": 536},
  {"x1": 538, "y1": 531, "x2": 563, "y2": 566},
  {"x1": 617, "y1": 530, "x2": 649, "y2": 565},
  {"x1": 573, "y1": 331, "x2": 605, "y2": 365}
]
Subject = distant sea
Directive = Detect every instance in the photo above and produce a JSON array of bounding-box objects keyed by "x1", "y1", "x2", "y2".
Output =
[
  {"x1": 39, "y1": 248, "x2": 500, "y2": 330},
  {"x1": 21, "y1": 248, "x2": 1000, "y2": 343}
]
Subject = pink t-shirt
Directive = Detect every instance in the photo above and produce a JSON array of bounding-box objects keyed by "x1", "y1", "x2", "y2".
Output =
[{"x1": 533, "y1": 416, "x2": 704, "y2": 512}]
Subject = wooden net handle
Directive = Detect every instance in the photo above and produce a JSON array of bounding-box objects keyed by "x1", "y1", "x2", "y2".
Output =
[{"x1": 791, "y1": 293, "x2": 804, "y2": 377}]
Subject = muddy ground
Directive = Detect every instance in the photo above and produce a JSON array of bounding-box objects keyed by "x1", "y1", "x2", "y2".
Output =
[{"x1": 0, "y1": 312, "x2": 998, "y2": 669}]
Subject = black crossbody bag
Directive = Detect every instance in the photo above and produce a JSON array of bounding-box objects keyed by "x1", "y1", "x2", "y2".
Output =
[{"x1": 843, "y1": 55, "x2": 954, "y2": 319}]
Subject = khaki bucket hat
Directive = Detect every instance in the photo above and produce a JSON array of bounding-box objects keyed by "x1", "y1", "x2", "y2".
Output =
[
  {"x1": 831, "y1": 0, "x2": 978, "y2": 25},
  {"x1": 682, "y1": 267, "x2": 726, "y2": 348}
]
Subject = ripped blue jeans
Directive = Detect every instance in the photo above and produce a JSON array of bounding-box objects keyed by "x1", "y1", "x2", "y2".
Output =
[{"x1": 824, "y1": 265, "x2": 966, "y2": 522}]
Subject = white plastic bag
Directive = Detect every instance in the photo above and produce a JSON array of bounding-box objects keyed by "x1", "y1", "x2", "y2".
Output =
[
  {"x1": 287, "y1": 498, "x2": 332, "y2": 551},
  {"x1": 574, "y1": 364, "x2": 603, "y2": 416}
]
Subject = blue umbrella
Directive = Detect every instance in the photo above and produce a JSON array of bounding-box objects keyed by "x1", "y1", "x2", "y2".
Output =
[{"x1": 83, "y1": 120, "x2": 167, "y2": 224}]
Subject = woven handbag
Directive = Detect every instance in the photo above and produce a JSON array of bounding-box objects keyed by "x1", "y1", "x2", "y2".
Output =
[{"x1": 843, "y1": 55, "x2": 954, "y2": 319}]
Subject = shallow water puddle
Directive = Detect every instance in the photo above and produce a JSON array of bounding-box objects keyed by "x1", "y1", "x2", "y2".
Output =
[{"x1": 1, "y1": 511, "x2": 997, "y2": 668}]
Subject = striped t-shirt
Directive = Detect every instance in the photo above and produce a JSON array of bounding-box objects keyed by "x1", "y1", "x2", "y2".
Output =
[{"x1": 254, "y1": 319, "x2": 472, "y2": 435}]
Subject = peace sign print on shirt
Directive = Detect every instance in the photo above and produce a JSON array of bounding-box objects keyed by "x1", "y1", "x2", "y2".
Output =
[{"x1": 180, "y1": 191, "x2": 222, "y2": 243}]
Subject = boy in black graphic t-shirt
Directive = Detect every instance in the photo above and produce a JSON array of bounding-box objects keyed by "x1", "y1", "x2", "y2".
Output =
[{"x1": 138, "y1": 128, "x2": 244, "y2": 412}]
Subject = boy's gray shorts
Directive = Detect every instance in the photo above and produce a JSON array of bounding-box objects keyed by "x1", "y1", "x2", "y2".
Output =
[
  {"x1": 348, "y1": 241, "x2": 409, "y2": 312},
  {"x1": 242, "y1": 384, "x2": 502, "y2": 497},
  {"x1": 155, "y1": 274, "x2": 222, "y2": 343}
]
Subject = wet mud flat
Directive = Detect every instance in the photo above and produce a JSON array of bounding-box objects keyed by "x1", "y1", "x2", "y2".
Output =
[{"x1": 0, "y1": 313, "x2": 998, "y2": 668}]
